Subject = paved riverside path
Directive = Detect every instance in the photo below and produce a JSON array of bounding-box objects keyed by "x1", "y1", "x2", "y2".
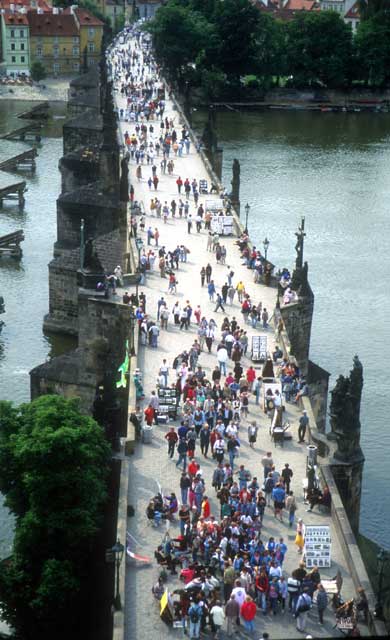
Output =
[{"x1": 111, "y1": 36, "x2": 367, "y2": 640}]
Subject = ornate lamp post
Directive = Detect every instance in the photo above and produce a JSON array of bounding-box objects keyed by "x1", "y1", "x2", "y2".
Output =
[
  {"x1": 244, "y1": 203, "x2": 250, "y2": 234},
  {"x1": 263, "y1": 237, "x2": 270, "y2": 261},
  {"x1": 129, "y1": 307, "x2": 136, "y2": 356},
  {"x1": 135, "y1": 237, "x2": 143, "y2": 302},
  {"x1": 112, "y1": 538, "x2": 125, "y2": 611}
]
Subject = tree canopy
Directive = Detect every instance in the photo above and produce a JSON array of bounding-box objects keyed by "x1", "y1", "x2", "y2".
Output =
[
  {"x1": 146, "y1": 0, "x2": 390, "y2": 93},
  {"x1": 0, "y1": 395, "x2": 111, "y2": 640}
]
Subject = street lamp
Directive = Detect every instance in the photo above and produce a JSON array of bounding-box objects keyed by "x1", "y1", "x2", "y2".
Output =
[
  {"x1": 263, "y1": 237, "x2": 270, "y2": 261},
  {"x1": 244, "y1": 203, "x2": 250, "y2": 234},
  {"x1": 112, "y1": 538, "x2": 125, "y2": 611},
  {"x1": 129, "y1": 307, "x2": 136, "y2": 356},
  {"x1": 375, "y1": 547, "x2": 389, "y2": 619},
  {"x1": 135, "y1": 238, "x2": 143, "y2": 302}
]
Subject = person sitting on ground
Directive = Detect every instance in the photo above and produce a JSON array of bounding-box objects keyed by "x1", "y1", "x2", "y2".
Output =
[{"x1": 306, "y1": 485, "x2": 331, "y2": 512}]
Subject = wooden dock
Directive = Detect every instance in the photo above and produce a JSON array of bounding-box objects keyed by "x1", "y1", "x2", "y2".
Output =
[
  {"x1": 1, "y1": 123, "x2": 43, "y2": 142},
  {"x1": 18, "y1": 101, "x2": 50, "y2": 120},
  {"x1": 0, "y1": 141, "x2": 37, "y2": 172},
  {"x1": 0, "y1": 230, "x2": 24, "y2": 258},
  {"x1": 0, "y1": 171, "x2": 26, "y2": 208}
]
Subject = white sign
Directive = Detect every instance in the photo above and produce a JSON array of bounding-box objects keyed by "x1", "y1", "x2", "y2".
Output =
[
  {"x1": 251, "y1": 335, "x2": 267, "y2": 361},
  {"x1": 304, "y1": 525, "x2": 332, "y2": 568}
]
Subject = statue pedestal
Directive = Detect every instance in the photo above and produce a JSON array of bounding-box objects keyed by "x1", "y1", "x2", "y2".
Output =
[{"x1": 77, "y1": 268, "x2": 106, "y2": 291}]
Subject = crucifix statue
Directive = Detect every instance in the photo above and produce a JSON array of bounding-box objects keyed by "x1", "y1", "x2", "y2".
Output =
[{"x1": 295, "y1": 217, "x2": 306, "y2": 270}]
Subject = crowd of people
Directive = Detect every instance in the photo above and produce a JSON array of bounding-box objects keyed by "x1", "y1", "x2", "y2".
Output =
[{"x1": 108, "y1": 24, "x2": 365, "y2": 640}]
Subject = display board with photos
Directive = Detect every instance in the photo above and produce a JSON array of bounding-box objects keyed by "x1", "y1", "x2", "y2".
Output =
[
  {"x1": 251, "y1": 335, "x2": 268, "y2": 362},
  {"x1": 304, "y1": 525, "x2": 332, "y2": 568}
]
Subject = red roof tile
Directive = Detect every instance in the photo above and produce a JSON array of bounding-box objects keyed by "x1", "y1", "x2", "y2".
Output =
[
  {"x1": 75, "y1": 7, "x2": 104, "y2": 26},
  {"x1": 2, "y1": 11, "x2": 29, "y2": 25},
  {"x1": 344, "y1": 0, "x2": 360, "y2": 18},
  {"x1": 27, "y1": 11, "x2": 78, "y2": 36}
]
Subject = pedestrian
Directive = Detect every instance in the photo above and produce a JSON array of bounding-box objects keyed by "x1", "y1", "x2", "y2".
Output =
[
  {"x1": 176, "y1": 438, "x2": 188, "y2": 471},
  {"x1": 200, "y1": 266, "x2": 206, "y2": 286},
  {"x1": 295, "y1": 518, "x2": 305, "y2": 554},
  {"x1": 200, "y1": 423, "x2": 210, "y2": 457},
  {"x1": 225, "y1": 594, "x2": 240, "y2": 636},
  {"x1": 285, "y1": 490, "x2": 297, "y2": 528},
  {"x1": 295, "y1": 589, "x2": 312, "y2": 633},
  {"x1": 188, "y1": 598, "x2": 202, "y2": 640},
  {"x1": 214, "y1": 293, "x2": 225, "y2": 313},
  {"x1": 281, "y1": 463, "x2": 293, "y2": 493},
  {"x1": 164, "y1": 427, "x2": 178, "y2": 458},
  {"x1": 315, "y1": 583, "x2": 328, "y2": 625},
  {"x1": 298, "y1": 410, "x2": 309, "y2": 443},
  {"x1": 208, "y1": 280, "x2": 216, "y2": 302},
  {"x1": 180, "y1": 471, "x2": 191, "y2": 506},
  {"x1": 261, "y1": 308, "x2": 269, "y2": 328},
  {"x1": 205, "y1": 263, "x2": 212, "y2": 283},
  {"x1": 217, "y1": 344, "x2": 228, "y2": 377},
  {"x1": 247, "y1": 421, "x2": 258, "y2": 448},
  {"x1": 240, "y1": 595, "x2": 257, "y2": 634},
  {"x1": 210, "y1": 600, "x2": 225, "y2": 638}
]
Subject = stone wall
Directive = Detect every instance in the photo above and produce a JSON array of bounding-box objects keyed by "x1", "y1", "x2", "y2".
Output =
[{"x1": 280, "y1": 294, "x2": 314, "y2": 377}]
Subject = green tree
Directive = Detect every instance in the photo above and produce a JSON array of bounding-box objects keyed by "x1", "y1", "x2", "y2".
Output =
[
  {"x1": 146, "y1": 3, "x2": 213, "y2": 81},
  {"x1": 285, "y1": 12, "x2": 353, "y2": 88},
  {"x1": 358, "y1": 0, "x2": 390, "y2": 19},
  {"x1": 30, "y1": 60, "x2": 46, "y2": 83},
  {"x1": 253, "y1": 14, "x2": 286, "y2": 88},
  {"x1": 0, "y1": 395, "x2": 111, "y2": 639},
  {"x1": 213, "y1": 0, "x2": 260, "y2": 80},
  {"x1": 354, "y1": 13, "x2": 390, "y2": 85}
]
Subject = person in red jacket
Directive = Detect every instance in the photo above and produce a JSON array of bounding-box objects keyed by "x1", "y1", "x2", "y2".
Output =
[
  {"x1": 246, "y1": 366, "x2": 256, "y2": 390},
  {"x1": 240, "y1": 595, "x2": 257, "y2": 633},
  {"x1": 255, "y1": 568, "x2": 269, "y2": 614},
  {"x1": 201, "y1": 495, "x2": 211, "y2": 519},
  {"x1": 144, "y1": 404, "x2": 154, "y2": 426}
]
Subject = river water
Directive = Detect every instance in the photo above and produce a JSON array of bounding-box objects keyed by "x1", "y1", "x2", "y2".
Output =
[
  {"x1": 0, "y1": 100, "x2": 67, "y2": 557},
  {"x1": 207, "y1": 109, "x2": 390, "y2": 548}
]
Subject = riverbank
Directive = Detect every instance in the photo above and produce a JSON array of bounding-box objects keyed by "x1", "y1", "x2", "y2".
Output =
[
  {"x1": 190, "y1": 87, "x2": 390, "y2": 112},
  {"x1": 0, "y1": 76, "x2": 73, "y2": 102}
]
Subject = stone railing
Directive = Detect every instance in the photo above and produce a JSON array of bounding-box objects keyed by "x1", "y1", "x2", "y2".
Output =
[{"x1": 112, "y1": 321, "x2": 140, "y2": 640}]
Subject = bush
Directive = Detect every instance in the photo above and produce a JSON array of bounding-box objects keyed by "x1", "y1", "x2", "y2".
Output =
[{"x1": 30, "y1": 61, "x2": 46, "y2": 83}]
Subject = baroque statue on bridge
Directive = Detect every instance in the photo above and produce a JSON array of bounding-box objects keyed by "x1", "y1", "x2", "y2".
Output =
[{"x1": 330, "y1": 356, "x2": 364, "y2": 461}]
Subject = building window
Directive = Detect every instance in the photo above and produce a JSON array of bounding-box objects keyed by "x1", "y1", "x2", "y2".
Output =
[
  {"x1": 73, "y1": 62, "x2": 80, "y2": 71},
  {"x1": 37, "y1": 46, "x2": 43, "y2": 57},
  {"x1": 20, "y1": 29, "x2": 24, "y2": 37},
  {"x1": 53, "y1": 36, "x2": 59, "y2": 44},
  {"x1": 72, "y1": 46, "x2": 79, "y2": 56},
  {"x1": 11, "y1": 43, "x2": 15, "y2": 51},
  {"x1": 53, "y1": 45, "x2": 59, "y2": 58},
  {"x1": 11, "y1": 56, "x2": 16, "y2": 63},
  {"x1": 88, "y1": 27, "x2": 95, "y2": 37},
  {"x1": 88, "y1": 42, "x2": 95, "y2": 53},
  {"x1": 10, "y1": 29, "x2": 15, "y2": 38},
  {"x1": 53, "y1": 62, "x2": 60, "y2": 73},
  {"x1": 21, "y1": 56, "x2": 25, "y2": 63},
  {"x1": 21, "y1": 43, "x2": 25, "y2": 50},
  {"x1": 73, "y1": 36, "x2": 78, "y2": 44}
]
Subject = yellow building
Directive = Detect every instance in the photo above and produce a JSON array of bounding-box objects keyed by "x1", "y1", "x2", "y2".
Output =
[
  {"x1": 28, "y1": 9, "x2": 81, "y2": 75},
  {"x1": 72, "y1": 7, "x2": 103, "y2": 69},
  {"x1": 27, "y1": 7, "x2": 103, "y2": 76}
]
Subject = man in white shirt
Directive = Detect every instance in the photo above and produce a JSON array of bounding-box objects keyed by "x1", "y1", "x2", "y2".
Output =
[
  {"x1": 231, "y1": 580, "x2": 247, "y2": 609},
  {"x1": 217, "y1": 345, "x2": 228, "y2": 377},
  {"x1": 210, "y1": 601, "x2": 225, "y2": 638}
]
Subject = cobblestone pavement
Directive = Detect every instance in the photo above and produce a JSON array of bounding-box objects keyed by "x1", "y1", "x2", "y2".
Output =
[{"x1": 111, "y1": 37, "x2": 367, "y2": 640}]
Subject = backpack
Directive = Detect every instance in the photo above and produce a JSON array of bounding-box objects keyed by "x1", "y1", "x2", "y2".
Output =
[
  {"x1": 298, "y1": 595, "x2": 311, "y2": 613},
  {"x1": 190, "y1": 606, "x2": 200, "y2": 623}
]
